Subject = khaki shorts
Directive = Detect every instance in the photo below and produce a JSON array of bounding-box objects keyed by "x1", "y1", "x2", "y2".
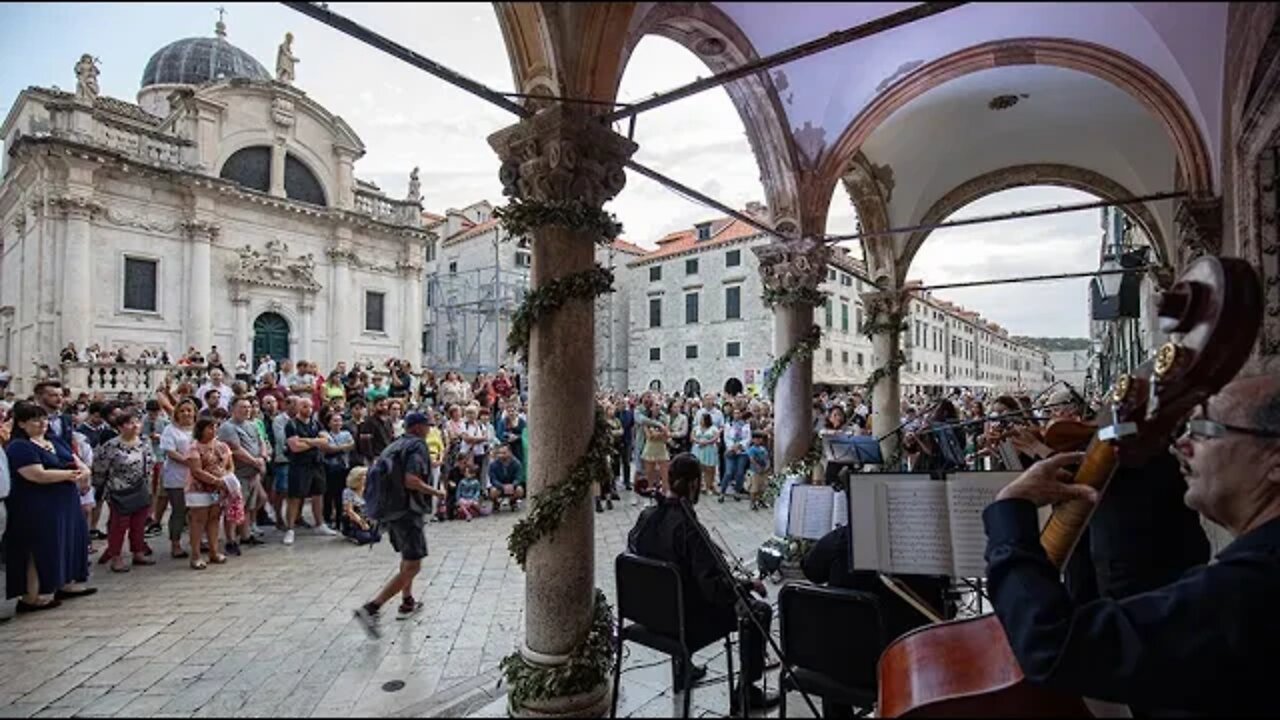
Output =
[{"x1": 747, "y1": 472, "x2": 769, "y2": 495}]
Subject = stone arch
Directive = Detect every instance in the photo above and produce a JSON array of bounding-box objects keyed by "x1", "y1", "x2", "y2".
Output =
[
  {"x1": 897, "y1": 164, "x2": 1170, "y2": 285},
  {"x1": 813, "y1": 37, "x2": 1218, "y2": 240},
  {"x1": 620, "y1": 3, "x2": 803, "y2": 232},
  {"x1": 492, "y1": 3, "x2": 634, "y2": 104}
]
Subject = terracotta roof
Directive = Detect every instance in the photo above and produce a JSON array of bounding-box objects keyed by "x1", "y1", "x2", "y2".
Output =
[
  {"x1": 609, "y1": 239, "x2": 648, "y2": 256},
  {"x1": 630, "y1": 217, "x2": 763, "y2": 266},
  {"x1": 443, "y1": 218, "x2": 499, "y2": 246},
  {"x1": 422, "y1": 211, "x2": 445, "y2": 223}
]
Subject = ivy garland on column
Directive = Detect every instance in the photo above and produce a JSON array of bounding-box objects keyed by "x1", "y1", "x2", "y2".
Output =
[
  {"x1": 506, "y1": 266, "x2": 615, "y2": 362},
  {"x1": 763, "y1": 324, "x2": 824, "y2": 402},
  {"x1": 860, "y1": 295, "x2": 910, "y2": 399},
  {"x1": 493, "y1": 196, "x2": 621, "y2": 710}
]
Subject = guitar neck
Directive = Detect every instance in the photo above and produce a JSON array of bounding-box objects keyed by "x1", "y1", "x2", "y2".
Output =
[{"x1": 1039, "y1": 438, "x2": 1119, "y2": 569}]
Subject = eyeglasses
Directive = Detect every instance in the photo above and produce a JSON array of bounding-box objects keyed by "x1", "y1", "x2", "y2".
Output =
[{"x1": 1182, "y1": 403, "x2": 1280, "y2": 441}]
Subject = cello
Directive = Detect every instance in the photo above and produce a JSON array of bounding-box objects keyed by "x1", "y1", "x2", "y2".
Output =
[{"x1": 877, "y1": 256, "x2": 1263, "y2": 717}]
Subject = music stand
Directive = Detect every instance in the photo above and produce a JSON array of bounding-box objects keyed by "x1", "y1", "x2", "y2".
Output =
[{"x1": 823, "y1": 433, "x2": 884, "y2": 468}]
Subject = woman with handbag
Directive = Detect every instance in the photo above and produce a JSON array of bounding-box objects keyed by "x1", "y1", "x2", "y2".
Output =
[{"x1": 91, "y1": 410, "x2": 156, "y2": 573}]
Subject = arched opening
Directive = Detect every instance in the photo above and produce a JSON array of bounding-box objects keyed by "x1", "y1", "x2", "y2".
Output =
[
  {"x1": 252, "y1": 312, "x2": 290, "y2": 364},
  {"x1": 682, "y1": 378, "x2": 702, "y2": 398},
  {"x1": 220, "y1": 146, "x2": 271, "y2": 193},
  {"x1": 609, "y1": 34, "x2": 764, "y2": 247},
  {"x1": 723, "y1": 377, "x2": 744, "y2": 396},
  {"x1": 284, "y1": 153, "x2": 327, "y2": 207},
  {"x1": 648, "y1": 379, "x2": 663, "y2": 392},
  {"x1": 905, "y1": 185, "x2": 1157, "y2": 397}
]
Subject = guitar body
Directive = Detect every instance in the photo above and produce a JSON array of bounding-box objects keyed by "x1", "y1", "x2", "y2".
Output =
[{"x1": 878, "y1": 615, "x2": 1091, "y2": 718}]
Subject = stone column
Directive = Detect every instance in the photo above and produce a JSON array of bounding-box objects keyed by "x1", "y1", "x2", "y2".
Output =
[
  {"x1": 270, "y1": 139, "x2": 287, "y2": 198},
  {"x1": 399, "y1": 257, "x2": 424, "y2": 363},
  {"x1": 232, "y1": 293, "x2": 250, "y2": 362},
  {"x1": 488, "y1": 105, "x2": 636, "y2": 718},
  {"x1": 755, "y1": 238, "x2": 831, "y2": 469},
  {"x1": 327, "y1": 242, "x2": 356, "y2": 366},
  {"x1": 183, "y1": 220, "x2": 217, "y2": 354},
  {"x1": 298, "y1": 298, "x2": 314, "y2": 362},
  {"x1": 862, "y1": 289, "x2": 907, "y2": 461},
  {"x1": 53, "y1": 196, "x2": 100, "y2": 352}
]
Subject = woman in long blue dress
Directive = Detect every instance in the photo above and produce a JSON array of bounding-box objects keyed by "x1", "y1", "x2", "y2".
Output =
[{"x1": 4, "y1": 401, "x2": 95, "y2": 613}]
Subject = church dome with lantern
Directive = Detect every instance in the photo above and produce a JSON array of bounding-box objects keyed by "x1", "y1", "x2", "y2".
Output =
[{"x1": 137, "y1": 18, "x2": 270, "y2": 116}]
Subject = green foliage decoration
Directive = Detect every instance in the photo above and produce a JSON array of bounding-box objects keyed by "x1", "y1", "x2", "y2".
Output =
[
  {"x1": 500, "y1": 589, "x2": 615, "y2": 710},
  {"x1": 493, "y1": 197, "x2": 622, "y2": 244},
  {"x1": 763, "y1": 324, "x2": 824, "y2": 402},
  {"x1": 506, "y1": 265, "x2": 614, "y2": 363}
]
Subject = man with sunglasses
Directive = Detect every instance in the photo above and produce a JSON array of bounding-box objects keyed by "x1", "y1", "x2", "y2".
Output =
[{"x1": 980, "y1": 374, "x2": 1280, "y2": 716}]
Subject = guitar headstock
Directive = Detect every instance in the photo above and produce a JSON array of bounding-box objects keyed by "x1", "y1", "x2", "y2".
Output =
[{"x1": 1100, "y1": 256, "x2": 1262, "y2": 463}]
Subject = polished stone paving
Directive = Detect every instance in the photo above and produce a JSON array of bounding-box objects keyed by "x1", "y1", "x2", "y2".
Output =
[{"x1": 0, "y1": 492, "x2": 807, "y2": 718}]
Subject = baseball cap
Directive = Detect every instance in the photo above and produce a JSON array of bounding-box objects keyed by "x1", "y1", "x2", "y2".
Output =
[{"x1": 404, "y1": 412, "x2": 430, "y2": 429}]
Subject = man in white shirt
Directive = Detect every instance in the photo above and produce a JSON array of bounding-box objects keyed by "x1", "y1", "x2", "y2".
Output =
[{"x1": 195, "y1": 368, "x2": 234, "y2": 411}]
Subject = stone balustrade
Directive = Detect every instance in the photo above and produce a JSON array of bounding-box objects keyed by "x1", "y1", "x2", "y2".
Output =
[
  {"x1": 354, "y1": 188, "x2": 422, "y2": 226},
  {"x1": 56, "y1": 362, "x2": 210, "y2": 397}
]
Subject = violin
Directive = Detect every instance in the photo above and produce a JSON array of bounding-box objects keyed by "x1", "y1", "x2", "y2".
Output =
[
  {"x1": 877, "y1": 256, "x2": 1263, "y2": 717},
  {"x1": 1041, "y1": 418, "x2": 1097, "y2": 453}
]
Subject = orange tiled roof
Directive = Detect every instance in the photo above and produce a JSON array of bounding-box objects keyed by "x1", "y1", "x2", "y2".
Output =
[
  {"x1": 610, "y1": 239, "x2": 648, "y2": 256},
  {"x1": 444, "y1": 218, "x2": 499, "y2": 245},
  {"x1": 629, "y1": 217, "x2": 763, "y2": 266},
  {"x1": 422, "y1": 211, "x2": 445, "y2": 223}
]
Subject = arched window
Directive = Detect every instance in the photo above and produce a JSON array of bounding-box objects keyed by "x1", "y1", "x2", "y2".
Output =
[
  {"x1": 219, "y1": 146, "x2": 271, "y2": 193},
  {"x1": 285, "y1": 153, "x2": 326, "y2": 206}
]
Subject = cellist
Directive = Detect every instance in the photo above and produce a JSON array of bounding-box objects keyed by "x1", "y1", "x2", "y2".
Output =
[{"x1": 981, "y1": 373, "x2": 1280, "y2": 716}]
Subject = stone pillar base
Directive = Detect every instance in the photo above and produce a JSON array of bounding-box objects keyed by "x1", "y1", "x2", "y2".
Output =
[{"x1": 507, "y1": 678, "x2": 612, "y2": 719}]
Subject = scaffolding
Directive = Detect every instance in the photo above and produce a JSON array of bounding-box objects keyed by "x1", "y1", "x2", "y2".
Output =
[{"x1": 423, "y1": 258, "x2": 529, "y2": 376}]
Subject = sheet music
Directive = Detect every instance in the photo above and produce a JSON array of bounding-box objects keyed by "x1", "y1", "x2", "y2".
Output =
[
  {"x1": 997, "y1": 440, "x2": 1024, "y2": 471},
  {"x1": 773, "y1": 477, "x2": 798, "y2": 537},
  {"x1": 945, "y1": 473, "x2": 1020, "y2": 577},
  {"x1": 787, "y1": 484, "x2": 836, "y2": 540},
  {"x1": 832, "y1": 490, "x2": 848, "y2": 529},
  {"x1": 882, "y1": 481, "x2": 954, "y2": 575}
]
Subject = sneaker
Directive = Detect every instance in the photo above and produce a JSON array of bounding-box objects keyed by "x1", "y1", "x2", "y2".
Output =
[
  {"x1": 396, "y1": 597, "x2": 423, "y2": 621},
  {"x1": 595, "y1": 499, "x2": 603, "y2": 514},
  {"x1": 354, "y1": 604, "x2": 382, "y2": 639},
  {"x1": 513, "y1": 499, "x2": 523, "y2": 511},
  {"x1": 605, "y1": 499, "x2": 613, "y2": 510},
  {"x1": 283, "y1": 529, "x2": 295, "y2": 546},
  {"x1": 225, "y1": 542, "x2": 241, "y2": 557},
  {"x1": 243, "y1": 536, "x2": 265, "y2": 547},
  {"x1": 144, "y1": 523, "x2": 163, "y2": 537},
  {"x1": 315, "y1": 524, "x2": 339, "y2": 537}
]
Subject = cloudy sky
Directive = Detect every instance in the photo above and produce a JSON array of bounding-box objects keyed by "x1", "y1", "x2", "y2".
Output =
[{"x1": 1, "y1": 2, "x2": 1098, "y2": 337}]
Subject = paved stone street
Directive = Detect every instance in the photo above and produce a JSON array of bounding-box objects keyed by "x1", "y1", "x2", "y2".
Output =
[{"x1": 0, "y1": 493, "x2": 784, "y2": 718}]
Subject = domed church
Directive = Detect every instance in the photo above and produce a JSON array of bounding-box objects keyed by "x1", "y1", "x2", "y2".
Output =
[{"x1": 0, "y1": 19, "x2": 431, "y2": 393}]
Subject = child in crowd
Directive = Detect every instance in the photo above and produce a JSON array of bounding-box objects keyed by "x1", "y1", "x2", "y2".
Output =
[
  {"x1": 455, "y1": 467, "x2": 484, "y2": 521},
  {"x1": 746, "y1": 431, "x2": 771, "y2": 511},
  {"x1": 342, "y1": 467, "x2": 380, "y2": 545}
]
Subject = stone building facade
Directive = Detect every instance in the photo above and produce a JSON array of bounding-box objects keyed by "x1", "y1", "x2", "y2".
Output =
[
  {"x1": 0, "y1": 22, "x2": 429, "y2": 395},
  {"x1": 421, "y1": 200, "x2": 643, "y2": 389},
  {"x1": 624, "y1": 207, "x2": 1053, "y2": 397}
]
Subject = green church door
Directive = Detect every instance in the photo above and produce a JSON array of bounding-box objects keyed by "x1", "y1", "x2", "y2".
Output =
[{"x1": 252, "y1": 312, "x2": 290, "y2": 363}]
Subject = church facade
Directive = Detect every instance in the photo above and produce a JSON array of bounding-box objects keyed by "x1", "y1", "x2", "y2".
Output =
[{"x1": 0, "y1": 21, "x2": 430, "y2": 395}]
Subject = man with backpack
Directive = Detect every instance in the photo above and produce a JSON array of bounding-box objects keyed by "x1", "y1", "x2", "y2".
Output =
[{"x1": 353, "y1": 412, "x2": 447, "y2": 638}]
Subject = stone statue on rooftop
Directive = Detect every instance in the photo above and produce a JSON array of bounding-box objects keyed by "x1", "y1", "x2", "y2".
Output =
[
  {"x1": 407, "y1": 166, "x2": 421, "y2": 202},
  {"x1": 74, "y1": 53, "x2": 99, "y2": 103},
  {"x1": 276, "y1": 32, "x2": 299, "y2": 85}
]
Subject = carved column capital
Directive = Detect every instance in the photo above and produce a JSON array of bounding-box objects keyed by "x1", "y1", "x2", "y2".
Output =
[
  {"x1": 181, "y1": 219, "x2": 220, "y2": 241},
  {"x1": 48, "y1": 194, "x2": 103, "y2": 220},
  {"x1": 1175, "y1": 196, "x2": 1223, "y2": 264},
  {"x1": 488, "y1": 105, "x2": 638, "y2": 207},
  {"x1": 325, "y1": 245, "x2": 359, "y2": 266},
  {"x1": 753, "y1": 238, "x2": 831, "y2": 304}
]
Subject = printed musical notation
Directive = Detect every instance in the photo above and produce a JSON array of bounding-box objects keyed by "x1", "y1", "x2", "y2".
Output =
[{"x1": 852, "y1": 473, "x2": 1021, "y2": 577}]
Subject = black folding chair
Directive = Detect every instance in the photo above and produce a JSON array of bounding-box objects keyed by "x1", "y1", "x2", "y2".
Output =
[
  {"x1": 777, "y1": 584, "x2": 885, "y2": 718},
  {"x1": 611, "y1": 553, "x2": 735, "y2": 718}
]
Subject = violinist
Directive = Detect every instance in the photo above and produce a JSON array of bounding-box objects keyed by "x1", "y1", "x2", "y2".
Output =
[
  {"x1": 627, "y1": 453, "x2": 781, "y2": 711},
  {"x1": 982, "y1": 374, "x2": 1280, "y2": 716}
]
